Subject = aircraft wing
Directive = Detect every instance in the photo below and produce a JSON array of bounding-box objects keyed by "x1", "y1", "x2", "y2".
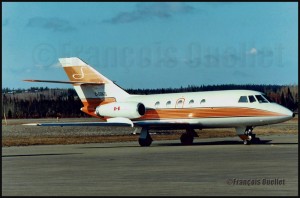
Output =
[
  {"x1": 23, "y1": 117, "x2": 134, "y2": 127},
  {"x1": 22, "y1": 119, "x2": 193, "y2": 129},
  {"x1": 23, "y1": 122, "x2": 133, "y2": 127}
]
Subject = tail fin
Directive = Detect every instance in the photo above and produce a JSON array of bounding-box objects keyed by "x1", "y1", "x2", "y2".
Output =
[
  {"x1": 59, "y1": 57, "x2": 110, "y2": 84},
  {"x1": 59, "y1": 57, "x2": 130, "y2": 116}
]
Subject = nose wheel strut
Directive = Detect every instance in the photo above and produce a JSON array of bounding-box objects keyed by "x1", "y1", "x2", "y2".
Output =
[{"x1": 243, "y1": 127, "x2": 260, "y2": 145}]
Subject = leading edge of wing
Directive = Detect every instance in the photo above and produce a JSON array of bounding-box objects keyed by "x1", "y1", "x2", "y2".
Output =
[
  {"x1": 23, "y1": 118, "x2": 134, "y2": 127},
  {"x1": 23, "y1": 122, "x2": 132, "y2": 127},
  {"x1": 22, "y1": 120, "x2": 191, "y2": 128}
]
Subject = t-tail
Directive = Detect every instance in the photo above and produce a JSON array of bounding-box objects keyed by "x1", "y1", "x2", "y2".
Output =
[
  {"x1": 24, "y1": 57, "x2": 131, "y2": 117},
  {"x1": 59, "y1": 57, "x2": 130, "y2": 117}
]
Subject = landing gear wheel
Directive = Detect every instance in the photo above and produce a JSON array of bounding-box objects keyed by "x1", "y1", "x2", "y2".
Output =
[
  {"x1": 243, "y1": 126, "x2": 260, "y2": 145},
  {"x1": 180, "y1": 133, "x2": 194, "y2": 145},
  {"x1": 243, "y1": 139, "x2": 251, "y2": 145},
  {"x1": 138, "y1": 128, "x2": 152, "y2": 147},
  {"x1": 138, "y1": 138, "x2": 152, "y2": 147},
  {"x1": 236, "y1": 126, "x2": 261, "y2": 145}
]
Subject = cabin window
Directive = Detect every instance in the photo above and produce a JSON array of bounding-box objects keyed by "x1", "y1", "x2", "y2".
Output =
[
  {"x1": 255, "y1": 95, "x2": 268, "y2": 103},
  {"x1": 238, "y1": 96, "x2": 248, "y2": 103},
  {"x1": 248, "y1": 95, "x2": 256, "y2": 103},
  {"x1": 155, "y1": 101, "x2": 160, "y2": 108},
  {"x1": 166, "y1": 101, "x2": 172, "y2": 108},
  {"x1": 189, "y1": 99, "x2": 194, "y2": 106},
  {"x1": 200, "y1": 99, "x2": 206, "y2": 104}
]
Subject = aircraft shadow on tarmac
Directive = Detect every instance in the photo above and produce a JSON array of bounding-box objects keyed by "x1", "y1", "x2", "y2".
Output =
[
  {"x1": 79, "y1": 139, "x2": 297, "y2": 149},
  {"x1": 80, "y1": 145, "x2": 139, "y2": 149},
  {"x1": 156, "y1": 140, "x2": 266, "y2": 146},
  {"x1": 158, "y1": 139, "x2": 298, "y2": 146},
  {"x1": 2, "y1": 153, "x2": 82, "y2": 158}
]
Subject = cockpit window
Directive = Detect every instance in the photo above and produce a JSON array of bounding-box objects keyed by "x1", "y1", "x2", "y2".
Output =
[
  {"x1": 262, "y1": 94, "x2": 274, "y2": 103},
  {"x1": 255, "y1": 95, "x2": 268, "y2": 103},
  {"x1": 238, "y1": 96, "x2": 248, "y2": 103},
  {"x1": 248, "y1": 95, "x2": 256, "y2": 103}
]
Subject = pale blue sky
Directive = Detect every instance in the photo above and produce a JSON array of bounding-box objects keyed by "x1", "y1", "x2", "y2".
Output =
[{"x1": 2, "y1": 2, "x2": 298, "y2": 89}]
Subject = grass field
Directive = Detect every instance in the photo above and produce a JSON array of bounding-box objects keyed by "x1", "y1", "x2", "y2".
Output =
[{"x1": 2, "y1": 116, "x2": 298, "y2": 147}]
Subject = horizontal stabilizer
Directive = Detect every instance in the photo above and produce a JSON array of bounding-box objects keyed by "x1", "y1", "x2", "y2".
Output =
[{"x1": 23, "y1": 79, "x2": 104, "y2": 85}]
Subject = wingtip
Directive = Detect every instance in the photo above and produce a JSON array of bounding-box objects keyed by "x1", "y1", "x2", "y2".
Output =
[{"x1": 22, "y1": 123, "x2": 40, "y2": 126}]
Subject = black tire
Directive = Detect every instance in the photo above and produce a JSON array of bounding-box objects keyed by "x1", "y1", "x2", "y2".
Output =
[
  {"x1": 180, "y1": 133, "x2": 194, "y2": 145},
  {"x1": 243, "y1": 139, "x2": 251, "y2": 145},
  {"x1": 138, "y1": 138, "x2": 152, "y2": 147}
]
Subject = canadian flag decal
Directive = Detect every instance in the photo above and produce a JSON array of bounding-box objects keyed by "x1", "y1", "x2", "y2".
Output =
[{"x1": 114, "y1": 106, "x2": 120, "y2": 111}]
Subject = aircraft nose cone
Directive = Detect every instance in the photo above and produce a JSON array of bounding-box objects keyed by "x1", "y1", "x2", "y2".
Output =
[
  {"x1": 280, "y1": 106, "x2": 294, "y2": 117},
  {"x1": 273, "y1": 104, "x2": 294, "y2": 121},
  {"x1": 286, "y1": 109, "x2": 295, "y2": 121},
  {"x1": 287, "y1": 109, "x2": 294, "y2": 118}
]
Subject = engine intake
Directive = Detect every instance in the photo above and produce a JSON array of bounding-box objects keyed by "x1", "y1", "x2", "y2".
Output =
[{"x1": 95, "y1": 102, "x2": 145, "y2": 119}]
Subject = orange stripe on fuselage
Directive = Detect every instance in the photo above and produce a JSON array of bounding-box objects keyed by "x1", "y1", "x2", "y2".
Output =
[
  {"x1": 78, "y1": 98, "x2": 284, "y2": 120},
  {"x1": 135, "y1": 107, "x2": 284, "y2": 120}
]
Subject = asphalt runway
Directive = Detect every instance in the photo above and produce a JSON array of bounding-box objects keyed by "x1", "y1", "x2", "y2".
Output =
[{"x1": 2, "y1": 134, "x2": 298, "y2": 196}]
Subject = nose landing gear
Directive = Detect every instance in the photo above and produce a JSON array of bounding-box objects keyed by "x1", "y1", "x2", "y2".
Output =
[
  {"x1": 236, "y1": 126, "x2": 261, "y2": 145},
  {"x1": 243, "y1": 127, "x2": 253, "y2": 145}
]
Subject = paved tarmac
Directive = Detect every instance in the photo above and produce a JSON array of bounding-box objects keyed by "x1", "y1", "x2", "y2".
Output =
[{"x1": 2, "y1": 134, "x2": 298, "y2": 196}]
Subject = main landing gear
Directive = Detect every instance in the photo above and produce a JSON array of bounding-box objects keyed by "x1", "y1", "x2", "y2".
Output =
[
  {"x1": 180, "y1": 128, "x2": 198, "y2": 145},
  {"x1": 240, "y1": 126, "x2": 261, "y2": 145},
  {"x1": 137, "y1": 127, "x2": 153, "y2": 147},
  {"x1": 136, "y1": 127, "x2": 199, "y2": 147}
]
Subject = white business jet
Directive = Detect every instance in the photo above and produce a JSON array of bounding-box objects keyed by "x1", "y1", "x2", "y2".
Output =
[{"x1": 24, "y1": 57, "x2": 294, "y2": 146}]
